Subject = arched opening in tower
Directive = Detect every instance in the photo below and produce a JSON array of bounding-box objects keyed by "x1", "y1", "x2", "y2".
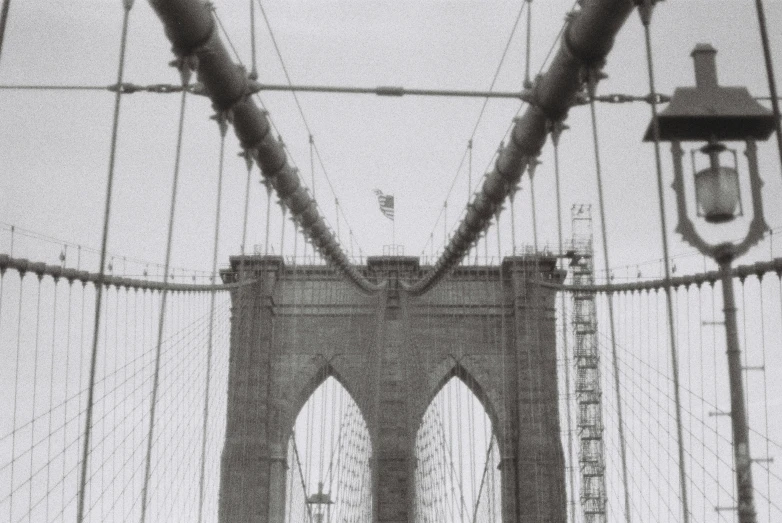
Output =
[
  {"x1": 284, "y1": 376, "x2": 372, "y2": 522},
  {"x1": 414, "y1": 375, "x2": 502, "y2": 523}
]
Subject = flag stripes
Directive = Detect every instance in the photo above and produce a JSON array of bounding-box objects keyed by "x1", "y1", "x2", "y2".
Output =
[{"x1": 374, "y1": 189, "x2": 394, "y2": 220}]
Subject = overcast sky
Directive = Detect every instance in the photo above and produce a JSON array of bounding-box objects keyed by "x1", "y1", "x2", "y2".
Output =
[
  {"x1": 1, "y1": 2, "x2": 782, "y2": 519},
  {"x1": 0, "y1": 0, "x2": 780, "y2": 278}
]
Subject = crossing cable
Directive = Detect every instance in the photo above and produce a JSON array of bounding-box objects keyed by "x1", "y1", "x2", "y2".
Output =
[
  {"x1": 593, "y1": 321, "x2": 782, "y2": 517},
  {"x1": 637, "y1": 2, "x2": 690, "y2": 521},
  {"x1": 409, "y1": 0, "x2": 635, "y2": 294},
  {"x1": 140, "y1": 58, "x2": 191, "y2": 523},
  {"x1": 586, "y1": 67, "x2": 632, "y2": 522},
  {"x1": 149, "y1": 0, "x2": 377, "y2": 293},
  {"x1": 76, "y1": 2, "x2": 133, "y2": 521}
]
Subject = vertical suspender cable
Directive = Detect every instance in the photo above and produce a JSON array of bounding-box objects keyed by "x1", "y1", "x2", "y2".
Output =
[
  {"x1": 249, "y1": 0, "x2": 258, "y2": 80},
  {"x1": 444, "y1": 201, "x2": 448, "y2": 249},
  {"x1": 28, "y1": 276, "x2": 42, "y2": 517},
  {"x1": 637, "y1": 2, "x2": 690, "y2": 521},
  {"x1": 524, "y1": 0, "x2": 533, "y2": 89},
  {"x1": 551, "y1": 122, "x2": 578, "y2": 523},
  {"x1": 197, "y1": 115, "x2": 227, "y2": 523},
  {"x1": 77, "y1": 2, "x2": 133, "y2": 521},
  {"x1": 529, "y1": 159, "x2": 539, "y2": 253},
  {"x1": 468, "y1": 139, "x2": 473, "y2": 200},
  {"x1": 279, "y1": 204, "x2": 287, "y2": 257},
  {"x1": 510, "y1": 188, "x2": 517, "y2": 256},
  {"x1": 241, "y1": 152, "x2": 253, "y2": 256},
  {"x1": 305, "y1": 135, "x2": 314, "y2": 260},
  {"x1": 753, "y1": 0, "x2": 782, "y2": 175},
  {"x1": 495, "y1": 211, "x2": 502, "y2": 259},
  {"x1": 9, "y1": 272, "x2": 24, "y2": 523},
  {"x1": 140, "y1": 60, "x2": 190, "y2": 523},
  {"x1": 586, "y1": 71, "x2": 631, "y2": 523},
  {"x1": 335, "y1": 198, "x2": 340, "y2": 245},
  {"x1": 468, "y1": 140, "x2": 473, "y2": 260},
  {"x1": 264, "y1": 182, "x2": 272, "y2": 256}
]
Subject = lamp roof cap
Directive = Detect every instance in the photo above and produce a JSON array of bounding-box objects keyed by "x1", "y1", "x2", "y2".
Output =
[{"x1": 643, "y1": 44, "x2": 775, "y2": 142}]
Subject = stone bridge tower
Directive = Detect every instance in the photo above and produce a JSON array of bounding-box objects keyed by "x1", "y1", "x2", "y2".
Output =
[{"x1": 218, "y1": 255, "x2": 566, "y2": 522}]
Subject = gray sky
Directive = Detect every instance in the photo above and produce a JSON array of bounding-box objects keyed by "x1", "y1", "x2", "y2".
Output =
[
  {"x1": 1, "y1": 0, "x2": 780, "y2": 277},
  {"x1": 2, "y1": 1, "x2": 782, "y2": 520}
]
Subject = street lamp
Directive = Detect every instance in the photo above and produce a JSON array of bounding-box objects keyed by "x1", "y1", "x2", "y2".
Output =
[
  {"x1": 306, "y1": 482, "x2": 334, "y2": 523},
  {"x1": 644, "y1": 44, "x2": 776, "y2": 523}
]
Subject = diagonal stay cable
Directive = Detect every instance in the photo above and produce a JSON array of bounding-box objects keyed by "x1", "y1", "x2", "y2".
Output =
[
  {"x1": 212, "y1": 4, "x2": 361, "y2": 261},
  {"x1": 255, "y1": 0, "x2": 362, "y2": 253},
  {"x1": 425, "y1": 3, "x2": 573, "y2": 260},
  {"x1": 407, "y1": 0, "x2": 636, "y2": 295},
  {"x1": 151, "y1": 0, "x2": 379, "y2": 292},
  {"x1": 422, "y1": 1, "x2": 527, "y2": 256}
]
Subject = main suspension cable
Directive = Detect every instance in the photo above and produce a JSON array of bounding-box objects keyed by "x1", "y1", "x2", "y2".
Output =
[{"x1": 255, "y1": 0, "x2": 362, "y2": 256}]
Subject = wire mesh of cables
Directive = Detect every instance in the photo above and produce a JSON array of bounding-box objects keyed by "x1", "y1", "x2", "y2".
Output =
[
  {"x1": 0, "y1": 265, "x2": 232, "y2": 522},
  {"x1": 555, "y1": 268, "x2": 782, "y2": 523},
  {"x1": 274, "y1": 264, "x2": 374, "y2": 523}
]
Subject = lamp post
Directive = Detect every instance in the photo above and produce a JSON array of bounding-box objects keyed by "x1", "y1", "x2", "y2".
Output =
[
  {"x1": 306, "y1": 482, "x2": 334, "y2": 523},
  {"x1": 644, "y1": 44, "x2": 775, "y2": 523}
]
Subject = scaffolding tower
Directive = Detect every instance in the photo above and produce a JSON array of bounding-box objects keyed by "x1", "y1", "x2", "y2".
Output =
[{"x1": 570, "y1": 205, "x2": 607, "y2": 522}]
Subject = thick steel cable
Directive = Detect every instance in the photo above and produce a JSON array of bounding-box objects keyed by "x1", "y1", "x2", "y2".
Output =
[
  {"x1": 421, "y1": 2, "x2": 527, "y2": 255},
  {"x1": 524, "y1": 0, "x2": 533, "y2": 89},
  {"x1": 0, "y1": 255, "x2": 249, "y2": 293},
  {"x1": 197, "y1": 117, "x2": 227, "y2": 523},
  {"x1": 255, "y1": 0, "x2": 362, "y2": 257},
  {"x1": 753, "y1": 0, "x2": 782, "y2": 176},
  {"x1": 0, "y1": 0, "x2": 10, "y2": 65},
  {"x1": 76, "y1": 2, "x2": 133, "y2": 521},
  {"x1": 528, "y1": 162, "x2": 539, "y2": 252},
  {"x1": 140, "y1": 65, "x2": 190, "y2": 523},
  {"x1": 424, "y1": 7, "x2": 568, "y2": 265},
  {"x1": 587, "y1": 74, "x2": 632, "y2": 522},
  {"x1": 408, "y1": 0, "x2": 635, "y2": 295},
  {"x1": 637, "y1": 2, "x2": 690, "y2": 521},
  {"x1": 0, "y1": 222, "x2": 214, "y2": 281},
  {"x1": 149, "y1": 1, "x2": 377, "y2": 294},
  {"x1": 249, "y1": 0, "x2": 257, "y2": 80}
]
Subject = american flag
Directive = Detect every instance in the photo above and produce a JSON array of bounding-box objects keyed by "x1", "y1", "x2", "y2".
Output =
[{"x1": 373, "y1": 189, "x2": 394, "y2": 221}]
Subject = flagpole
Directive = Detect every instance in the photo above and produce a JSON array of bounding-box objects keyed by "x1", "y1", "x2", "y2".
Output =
[{"x1": 392, "y1": 216, "x2": 395, "y2": 254}]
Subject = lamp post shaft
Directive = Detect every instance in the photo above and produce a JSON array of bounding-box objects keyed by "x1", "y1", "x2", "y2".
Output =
[{"x1": 718, "y1": 256, "x2": 757, "y2": 523}]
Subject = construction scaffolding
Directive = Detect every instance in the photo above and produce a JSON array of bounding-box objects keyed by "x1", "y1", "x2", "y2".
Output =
[{"x1": 570, "y1": 205, "x2": 607, "y2": 522}]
